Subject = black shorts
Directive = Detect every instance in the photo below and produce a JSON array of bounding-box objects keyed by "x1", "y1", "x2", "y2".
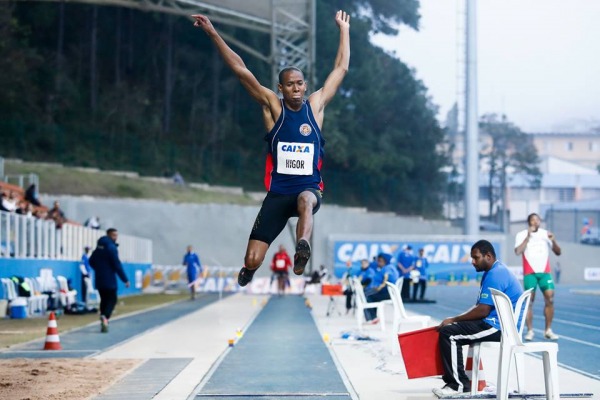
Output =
[{"x1": 249, "y1": 189, "x2": 322, "y2": 245}]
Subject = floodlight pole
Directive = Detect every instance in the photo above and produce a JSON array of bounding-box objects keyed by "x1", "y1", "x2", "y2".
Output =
[{"x1": 464, "y1": 0, "x2": 479, "y2": 236}]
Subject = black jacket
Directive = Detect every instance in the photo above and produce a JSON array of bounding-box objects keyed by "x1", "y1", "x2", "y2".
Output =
[{"x1": 90, "y1": 236, "x2": 128, "y2": 290}]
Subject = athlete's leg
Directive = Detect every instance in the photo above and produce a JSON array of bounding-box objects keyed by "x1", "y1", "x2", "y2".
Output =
[
  {"x1": 293, "y1": 190, "x2": 319, "y2": 275},
  {"x1": 296, "y1": 190, "x2": 318, "y2": 243},
  {"x1": 542, "y1": 289, "x2": 555, "y2": 332},
  {"x1": 244, "y1": 240, "x2": 269, "y2": 271},
  {"x1": 526, "y1": 289, "x2": 536, "y2": 333}
]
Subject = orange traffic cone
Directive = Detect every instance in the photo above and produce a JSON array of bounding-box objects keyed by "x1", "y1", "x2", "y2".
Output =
[
  {"x1": 465, "y1": 346, "x2": 486, "y2": 391},
  {"x1": 43, "y1": 312, "x2": 62, "y2": 350}
]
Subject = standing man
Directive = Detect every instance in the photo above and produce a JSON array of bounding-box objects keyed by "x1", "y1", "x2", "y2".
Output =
[
  {"x1": 434, "y1": 240, "x2": 522, "y2": 397},
  {"x1": 192, "y1": 10, "x2": 350, "y2": 287},
  {"x1": 79, "y1": 246, "x2": 92, "y2": 304},
  {"x1": 183, "y1": 245, "x2": 203, "y2": 300},
  {"x1": 89, "y1": 228, "x2": 130, "y2": 333},
  {"x1": 396, "y1": 245, "x2": 415, "y2": 300},
  {"x1": 412, "y1": 248, "x2": 429, "y2": 302},
  {"x1": 515, "y1": 212, "x2": 561, "y2": 340},
  {"x1": 270, "y1": 245, "x2": 292, "y2": 295}
]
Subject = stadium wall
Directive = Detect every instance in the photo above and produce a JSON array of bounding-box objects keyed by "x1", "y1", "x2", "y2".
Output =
[{"x1": 40, "y1": 195, "x2": 598, "y2": 284}]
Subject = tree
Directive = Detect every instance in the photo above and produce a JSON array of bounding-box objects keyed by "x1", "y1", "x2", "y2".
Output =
[{"x1": 479, "y1": 114, "x2": 541, "y2": 227}]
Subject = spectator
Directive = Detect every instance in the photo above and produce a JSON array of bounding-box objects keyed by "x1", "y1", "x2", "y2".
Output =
[
  {"x1": 182, "y1": 245, "x2": 203, "y2": 300},
  {"x1": 341, "y1": 261, "x2": 357, "y2": 314},
  {"x1": 433, "y1": 240, "x2": 522, "y2": 397},
  {"x1": 397, "y1": 245, "x2": 415, "y2": 300},
  {"x1": 412, "y1": 248, "x2": 429, "y2": 302},
  {"x1": 48, "y1": 200, "x2": 67, "y2": 228},
  {"x1": 84, "y1": 216, "x2": 101, "y2": 230},
  {"x1": 80, "y1": 246, "x2": 92, "y2": 303},
  {"x1": 364, "y1": 253, "x2": 399, "y2": 324},
  {"x1": 25, "y1": 184, "x2": 42, "y2": 206},
  {"x1": 89, "y1": 228, "x2": 130, "y2": 333},
  {"x1": 1, "y1": 191, "x2": 18, "y2": 212},
  {"x1": 173, "y1": 171, "x2": 185, "y2": 185}
]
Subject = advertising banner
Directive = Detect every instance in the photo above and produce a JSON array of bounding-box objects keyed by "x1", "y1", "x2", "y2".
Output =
[{"x1": 331, "y1": 236, "x2": 503, "y2": 282}]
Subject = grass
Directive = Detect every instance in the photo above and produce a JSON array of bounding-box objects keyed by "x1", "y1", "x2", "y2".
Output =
[
  {"x1": 4, "y1": 159, "x2": 260, "y2": 205},
  {"x1": 0, "y1": 292, "x2": 190, "y2": 348}
]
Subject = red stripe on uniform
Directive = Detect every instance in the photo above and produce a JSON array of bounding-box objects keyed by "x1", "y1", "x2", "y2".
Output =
[
  {"x1": 318, "y1": 157, "x2": 324, "y2": 191},
  {"x1": 264, "y1": 154, "x2": 274, "y2": 191}
]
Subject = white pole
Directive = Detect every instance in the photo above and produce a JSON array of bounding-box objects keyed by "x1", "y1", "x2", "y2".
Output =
[{"x1": 464, "y1": 0, "x2": 479, "y2": 236}]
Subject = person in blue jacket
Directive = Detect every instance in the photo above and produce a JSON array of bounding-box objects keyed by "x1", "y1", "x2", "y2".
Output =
[
  {"x1": 433, "y1": 240, "x2": 522, "y2": 397},
  {"x1": 183, "y1": 245, "x2": 203, "y2": 300},
  {"x1": 90, "y1": 228, "x2": 130, "y2": 333},
  {"x1": 364, "y1": 253, "x2": 399, "y2": 324},
  {"x1": 396, "y1": 245, "x2": 415, "y2": 300},
  {"x1": 79, "y1": 246, "x2": 92, "y2": 303}
]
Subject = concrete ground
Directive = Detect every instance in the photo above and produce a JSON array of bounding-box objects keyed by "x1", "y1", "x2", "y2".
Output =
[{"x1": 91, "y1": 291, "x2": 600, "y2": 399}]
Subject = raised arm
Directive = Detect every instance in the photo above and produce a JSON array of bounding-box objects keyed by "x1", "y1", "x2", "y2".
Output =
[
  {"x1": 309, "y1": 10, "x2": 350, "y2": 125},
  {"x1": 192, "y1": 14, "x2": 278, "y2": 109}
]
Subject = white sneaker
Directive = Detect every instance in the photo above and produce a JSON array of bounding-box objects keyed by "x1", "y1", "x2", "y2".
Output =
[
  {"x1": 544, "y1": 329, "x2": 559, "y2": 340},
  {"x1": 524, "y1": 330, "x2": 534, "y2": 341},
  {"x1": 432, "y1": 385, "x2": 462, "y2": 398}
]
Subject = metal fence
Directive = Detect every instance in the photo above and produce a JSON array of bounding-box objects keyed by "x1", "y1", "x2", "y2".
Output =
[
  {"x1": 545, "y1": 208, "x2": 600, "y2": 244},
  {"x1": 0, "y1": 210, "x2": 152, "y2": 263}
]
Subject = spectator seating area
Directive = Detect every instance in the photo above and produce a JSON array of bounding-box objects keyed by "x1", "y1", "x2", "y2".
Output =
[{"x1": 1, "y1": 273, "x2": 79, "y2": 318}]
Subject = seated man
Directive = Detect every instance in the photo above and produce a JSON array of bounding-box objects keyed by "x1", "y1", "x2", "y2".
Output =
[
  {"x1": 434, "y1": 240, "x2": 522, "y2": 397},
  {"x1": 364, "y1": 253, "x2": 398, "y2": 324}
]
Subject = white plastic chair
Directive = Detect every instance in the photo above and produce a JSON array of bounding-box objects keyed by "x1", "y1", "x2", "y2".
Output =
[
  {"x1": 470, "y1": 288, "x2": 533, "y2": 394},
  {"x1": 84, "y1": 277, "x2": 101, "y2": 308},
  {"x1": 351, "y1": 277, "x2": 386, "y2": 332},
  {"x1": 1, "y1": 278, "x2": 29, "y2": 317},
  {"x1": 56, "y1": 275, "x2": 78, "y2": 308},
  {"x1": 386, "y1": 282, "x2": 431, "y2": 354},
  {"x1": 24, "y1": 277, "x2": 48, "y2": 315},
  {"x1": 490, "y1": 288, "x2": 559, "y2": 400}
]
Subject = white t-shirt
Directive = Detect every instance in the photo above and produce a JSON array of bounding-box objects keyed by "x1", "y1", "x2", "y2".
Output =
[{"x1": 514, "y1": 228, "x2": 552, "y2": 274}]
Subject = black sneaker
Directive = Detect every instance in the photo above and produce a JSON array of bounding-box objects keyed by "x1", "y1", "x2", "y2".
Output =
[
  {"x1": 293, "y1": 239, "x2": 311, "y2": 275},
  {"x1": 237, "y1": 267, "x2": 256, "y2": 287}
]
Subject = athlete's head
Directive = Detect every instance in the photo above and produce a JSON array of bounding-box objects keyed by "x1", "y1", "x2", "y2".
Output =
[
  {"x1": 277, "y1": 67, "x2": 306, "y2": 109},
  {"x1": 186, "y1": 245, "x2": 193, "y2": 253},
  {"x1": 470, "y1": 240, "x2": 496, "y2": 272},
  {"x1": 527, "y1": 213, "x2": 541, "y2": 231}
]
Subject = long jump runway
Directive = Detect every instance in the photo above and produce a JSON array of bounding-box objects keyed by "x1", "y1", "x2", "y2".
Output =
[{"x1": 192, "y1": 295, "x2": 352, "y2": 400}]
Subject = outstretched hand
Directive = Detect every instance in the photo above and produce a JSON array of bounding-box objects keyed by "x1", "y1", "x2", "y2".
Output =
[
  {"x1": 191, "y1": 14, "x2": 214, "y2": 33},
  {"x1": 335, "y1": 10, "x2": 350, "y2": 30}
]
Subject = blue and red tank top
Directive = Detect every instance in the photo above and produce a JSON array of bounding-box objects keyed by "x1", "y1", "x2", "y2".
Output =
[{"x1": 263, "y1": 99, "x2": 325, "y2": 195}]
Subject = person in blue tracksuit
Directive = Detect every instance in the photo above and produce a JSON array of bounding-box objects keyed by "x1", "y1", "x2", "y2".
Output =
[
  {"x1": 433, "y1": 240, "x2": 522, "y2": 397},
  {"x1": 397, "y1": 245, "x2": 415, "y2": 300},
  {"x1": 364, "y1": 253, "x2": 398, "y2": 323},
  {"x1": 192, "y1": 10, "x2": 350, "y2": 289},
  {"x1": 80, "y1": 246, "x2": 92, "y2": 303},
  {"x1": 183, "y1": 245, "x2": 203, "y2": 300},
  {"x1": 89, "y1": 228, "x2": 130, "y2": 333}
]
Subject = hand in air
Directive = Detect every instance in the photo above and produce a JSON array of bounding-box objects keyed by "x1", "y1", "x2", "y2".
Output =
[
  {"x1": 335, "y1": 10, "x2": 350, "y2": 29},
  {"x1": 191, "y1": 14, "x2": 214, "y2": 32}
]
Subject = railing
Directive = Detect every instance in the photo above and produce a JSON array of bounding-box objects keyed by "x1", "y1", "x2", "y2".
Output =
[
  {"x1": 0, "y1": 210, "x2": 152, "y2": 263},
  {"x1": 2, "y1": 173, "x2": 39, "y2": 191}
]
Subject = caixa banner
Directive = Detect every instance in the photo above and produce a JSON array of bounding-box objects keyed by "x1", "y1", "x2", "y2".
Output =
[{"x1": 331, "y1": 237, "x2": 503, "y2": 282}]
